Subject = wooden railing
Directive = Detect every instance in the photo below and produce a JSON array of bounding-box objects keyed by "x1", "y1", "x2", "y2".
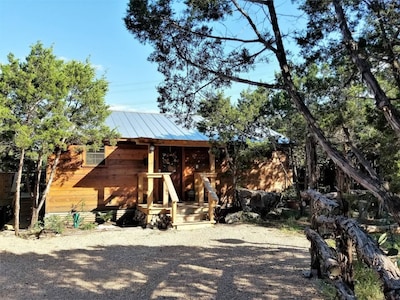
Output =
[
  {"x1": 138, "y1": 172, "x2": 178, "y2": 223},
  {"x1": 138, "y1": 172, "x2": 219, "y2": 225},
  {"x1": 305, "y1": 189, "x2": 400, "y2": 299},
  {"x1": 195, "y1": 173, "x2": 219, "y2": 223},
  {"x1": 162, "y1": 174, "x2": 179, "y2": 224}
]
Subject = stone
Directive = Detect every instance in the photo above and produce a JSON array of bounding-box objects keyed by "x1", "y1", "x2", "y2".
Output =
[{"x1": 237, "y1": 188, "x2": 281, "y2": 217}]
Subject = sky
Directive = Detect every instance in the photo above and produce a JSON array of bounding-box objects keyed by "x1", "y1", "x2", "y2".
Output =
[{"x1": 0, "y1": 0, "x2": 303, "y2": 113}]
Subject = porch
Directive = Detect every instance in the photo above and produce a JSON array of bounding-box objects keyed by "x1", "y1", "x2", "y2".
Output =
[{"x1": 137, "y1": 172, "x2": 219, "y2": 229}]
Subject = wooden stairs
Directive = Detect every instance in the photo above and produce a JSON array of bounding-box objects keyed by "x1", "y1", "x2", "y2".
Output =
[
  {"x1": 173, "y1": 202, "x2": 215, "y2": 230},
  {"x1": 137, "y1": 201, "x2": 215, "y2": 230}
]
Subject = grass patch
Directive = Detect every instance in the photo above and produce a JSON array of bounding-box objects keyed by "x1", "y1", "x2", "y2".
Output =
[
  {"x1": 353, "y1": 261, "x2": 384, "y2": 300},
  {"x1": 278, "y1": 216, "x2": 304, "y2": 233},
  {"x1": 319, "y1": 260, "x2": 384, "y2": 300}
]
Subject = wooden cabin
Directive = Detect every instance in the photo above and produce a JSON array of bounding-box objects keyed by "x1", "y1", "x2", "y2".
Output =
[{"x1": 45, "y1": 111, "x2": 292, "y2": 228}]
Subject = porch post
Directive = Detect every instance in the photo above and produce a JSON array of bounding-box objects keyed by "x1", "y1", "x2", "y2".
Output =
[
  {"x1": 209, "y1": 149, "x2": 215, "y2": 172},
  {"x1": 209, "y1": 149, "x2": 216, "y2": 191},
  {"x1": 138, "y1": 174, "x2": 144, "y2": 204},
  {"x1": 195, "y1": 173, "x2": 204, "y2": 205},
  {"x1": 147, "y1": 144, "x2": 155, "y2": 209}
]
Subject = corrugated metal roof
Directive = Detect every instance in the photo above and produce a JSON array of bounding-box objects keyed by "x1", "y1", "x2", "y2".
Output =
[{"x1": 105, "y1": 111, "x2": 210, "y2": 141}]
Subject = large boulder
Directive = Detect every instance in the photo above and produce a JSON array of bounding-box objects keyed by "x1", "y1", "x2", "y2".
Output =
[{"x1": 237, "y1": 188, "x2": 281, "y2": 217}]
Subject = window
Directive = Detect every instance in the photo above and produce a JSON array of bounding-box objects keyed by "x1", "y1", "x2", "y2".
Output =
[{"x1": 86, "y1": 147, "x2": 105, "y2": 166}]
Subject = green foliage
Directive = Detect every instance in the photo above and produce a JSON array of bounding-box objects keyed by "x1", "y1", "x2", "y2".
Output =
[
  {"x1": 0, "y1": 42, "x2": 119, "y2": 228},
  {"x1": 278, "y1": 216, "x2": 304, "y2": 233},
  {"x1": 96, "y1": 211, "x2": 114, "y2": 223},
  {"x1": 197, "y1": 90, "x2": 278, "y2": 189},
  {"x1": 353, "y1": 261, "x2": 384, "y2": 300},
  {"x1": 79, "y1": 222, "x2": 97, "y2": 230},
  {"x1": 43, "y1": 215, "x2": 66, "y2": 234},
  {"x1": 318, "y1": 280, "x2": 337, "y2": 300},
  {"x1": 378, "y1": 232, "x2": 388, "y2": 246},
  {"x1": 319, "y1": 260, "x2": 384, "y2": 300}
]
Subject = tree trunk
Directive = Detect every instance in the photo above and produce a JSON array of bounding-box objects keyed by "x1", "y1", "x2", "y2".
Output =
[
  {"x1": 29, "y1": 153, "x2": 43, "y2": 229},
  {"x1": 13, "y1": 148, "x2": 25, "y2": 236},
  {"x1": 332, "y1": 0, "x2": 400, "y2": 136},
  {"x1": 266, "y1": 1, "x2": 400, "y2": 224},
  {"x1": 306, "y1": 132, "x2": 318, "y2": 189},
  {"x1": 29, "y1": 147, "x2": 63, "y2": 228}
]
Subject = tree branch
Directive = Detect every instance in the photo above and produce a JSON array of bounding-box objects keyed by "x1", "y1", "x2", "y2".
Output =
[
  {"x1": 332, "y1": 0, "x2": 400, "y2": 137},
  {"x1": 232, "y1": 0, "x2": 277, "y2": 53}
]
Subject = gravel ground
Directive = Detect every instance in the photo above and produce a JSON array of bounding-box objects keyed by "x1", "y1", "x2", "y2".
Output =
[{"x1": 0, "y1": 223, "x2": 324, "y2": 300}]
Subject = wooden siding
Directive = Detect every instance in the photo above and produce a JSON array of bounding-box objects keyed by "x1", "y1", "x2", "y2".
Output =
[
  {"x1": 243, "y1": 151, "x2": 292, "y2": 192},
  {"x1": 216, "y1": 151, "x2": 293, "y2": 205},
  {"x1": 47, "y1": 142, "x2": 293, "y2": 214},
  {"x1": 46, "y1": 143, "x2": 148, "y2": 213}
]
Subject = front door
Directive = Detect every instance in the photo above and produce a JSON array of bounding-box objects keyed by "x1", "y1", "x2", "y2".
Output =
[{"x1": 158, "y1": 146, "x2": 182, "y2": 201}]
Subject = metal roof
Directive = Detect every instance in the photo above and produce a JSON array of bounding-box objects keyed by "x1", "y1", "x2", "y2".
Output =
[{"x1": 105, "y1": 111, "x2": 210, "y2": 141}]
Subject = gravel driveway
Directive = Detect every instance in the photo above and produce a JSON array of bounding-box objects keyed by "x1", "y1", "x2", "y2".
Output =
[{"x1": 0, "y1": 223, "x2": 323, "y2": 299}]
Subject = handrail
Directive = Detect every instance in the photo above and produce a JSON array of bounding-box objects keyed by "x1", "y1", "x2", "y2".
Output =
[
  {"x1": 199, "y1": 173, "x2": 219, "y2": 223},
  {"x1": 199, "y1": 174, "x2": 219, "y2": 203},
  {"x1": 162, "y1": 174, "x2": 179, "y2": 224}
]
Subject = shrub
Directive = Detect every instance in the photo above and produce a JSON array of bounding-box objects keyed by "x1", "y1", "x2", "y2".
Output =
[
  {"x1": 43, "y1": 215, "x2": 66, "y2": 234},
  {"x1": 80, "y1": 222, "x2": 97, "y2": 230}
]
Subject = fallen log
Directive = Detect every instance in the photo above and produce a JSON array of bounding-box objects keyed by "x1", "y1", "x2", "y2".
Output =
[
  {"x1": 305, "y1": 227, "x2": 356, "y2": 299},
  {"x1": 306, "y1": 189, "x2": 339, "y2": 213},
  {"x1": 306, "y1": 189, "x2": 340, "y2": 236},
  {"x1": 336, "y1": 217, "x2": 400, "y2": 299}
]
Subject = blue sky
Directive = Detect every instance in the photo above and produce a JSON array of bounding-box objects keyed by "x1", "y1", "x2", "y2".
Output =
[{"x1": 0, "y1": 0, "x2": 303, "y2": 113}]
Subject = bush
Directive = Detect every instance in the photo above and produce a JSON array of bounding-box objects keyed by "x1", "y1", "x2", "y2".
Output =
[
  {"x1": 96, "y1": 211, "x2": 113, "y2": 224},
  {"x1": 80, "y1": 222, "x2": 97, "y2": 230},
  {"x1": 43, "y1": 215, "x2": 66, "y2": 234}
]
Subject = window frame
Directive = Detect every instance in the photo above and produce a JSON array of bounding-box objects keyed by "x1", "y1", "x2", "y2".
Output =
[{"x1": 84, "y1": 146, "x2": 106, "y2": 167}]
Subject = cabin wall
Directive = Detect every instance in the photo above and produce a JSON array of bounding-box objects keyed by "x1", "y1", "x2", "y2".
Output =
[
  {"x1": 47, "y1": 144, "x2": 292, "y2": 214},
  {"x1": 46, "y1": 143, "x2": 148, "y2": 213},
  {"x1": 243, "y1": 151, "x2": 292, "y2": 191},
  {"x1": 216, "y1": 150, "x2": 293, "y2": 204}
]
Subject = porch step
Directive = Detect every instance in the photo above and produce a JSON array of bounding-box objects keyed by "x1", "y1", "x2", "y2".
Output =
[
  {"x1": 138, "y1": 202, "x2": 214, "y2": 229},
  {"x1": 172, "y1": 221, "x2": 215, "y2": 230},
  {"x1": 174, "y1": 212, "x2": 206, "y2": 222},
  {"x1": 176, "y1": 202, "x2": 209, "y2": 214}
]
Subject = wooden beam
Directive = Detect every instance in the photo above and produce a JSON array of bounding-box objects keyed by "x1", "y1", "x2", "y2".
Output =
[{"x1": 195, "y1": 173, "x2": 204, "y2": 205}]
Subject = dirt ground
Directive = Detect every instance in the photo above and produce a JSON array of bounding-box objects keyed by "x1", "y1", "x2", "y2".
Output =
[{"x1": 0, "y1": 223, "x2": 324, "y2": 299}]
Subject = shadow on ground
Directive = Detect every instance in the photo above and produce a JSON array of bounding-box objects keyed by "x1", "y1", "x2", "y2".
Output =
[{"x1": 0, "y1": 231, "x2": 323, "y2": 299}]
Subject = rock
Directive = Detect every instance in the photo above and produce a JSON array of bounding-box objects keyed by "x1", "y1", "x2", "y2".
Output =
[
  {"x1": 3, "y1": 224, "x2": 14, "y2": 231},
  {"x1": 224, "y1": 211, "x2": 261, "y2": 224},
  {"x1": 237, "y1": 188, "x2": 281, "y2": 217}
]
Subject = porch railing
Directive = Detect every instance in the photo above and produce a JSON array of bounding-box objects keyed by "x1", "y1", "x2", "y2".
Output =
[
  {"x1": 138, "y1": 172, "x2": 219, "y2": 225},
  {"x1": 195, "y1": 173, "x2": 219, "y2": 223},
  {"x1": 162, "y1": 174, "x2": 179, "y2": 224}
]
